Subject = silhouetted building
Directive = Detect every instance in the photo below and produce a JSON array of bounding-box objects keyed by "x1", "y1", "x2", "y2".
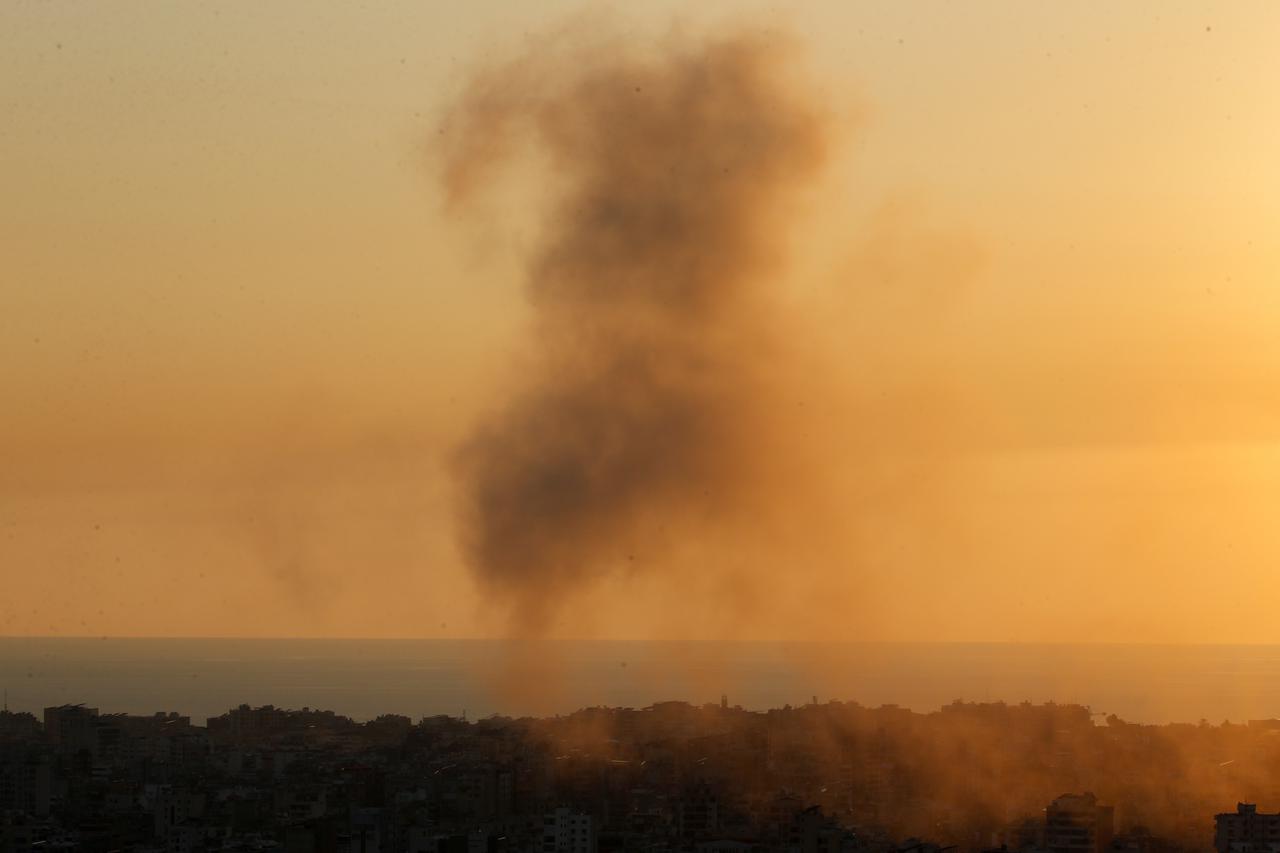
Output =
[
  {"x1": 0, "y1": 711, "x2": 40, "y2": 742},
  {"x1": 43, "y1": 704, "x2": 98, "y2": 755},
  {"x1": 207, "y1": 704, "x2": 288, "y2": 743},
  {"x1": 1045, "y1": 792, "x2": 1113, "y2": 853},
  {"x1": 1215, "y1": 803, "x2": 1280, "y2": 853}
]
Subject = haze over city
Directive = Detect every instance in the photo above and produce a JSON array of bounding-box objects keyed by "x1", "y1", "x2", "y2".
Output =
[{"x1": 8, "y1": 3, "x2": 1280, "y2": 853}]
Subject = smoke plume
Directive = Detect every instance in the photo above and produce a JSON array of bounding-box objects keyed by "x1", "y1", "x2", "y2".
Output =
[{"x1": 440, "y1": 30, "x2": 828, "y2": 634}]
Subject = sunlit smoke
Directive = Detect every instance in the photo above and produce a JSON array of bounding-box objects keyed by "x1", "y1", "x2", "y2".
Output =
[{"x1": 441, "y1": 30, "x2": 827, "y2": 634}]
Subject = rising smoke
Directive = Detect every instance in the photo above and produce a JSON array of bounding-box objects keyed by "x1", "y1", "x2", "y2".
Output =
[{"x1": 440, "y1": 30, "x2": 830, "y2": 634}]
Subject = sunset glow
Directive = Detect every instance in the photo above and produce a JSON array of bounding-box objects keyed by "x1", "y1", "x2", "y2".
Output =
[{"x1": 3, "y1": 1, "x2": 1279, "y2": 643}]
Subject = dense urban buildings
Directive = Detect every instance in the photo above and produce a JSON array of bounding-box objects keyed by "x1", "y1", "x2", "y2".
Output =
[{"x1": 2, "y1": 700, "x2": 1277, "y2": 853}]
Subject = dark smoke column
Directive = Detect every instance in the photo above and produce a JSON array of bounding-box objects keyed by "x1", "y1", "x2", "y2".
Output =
[{"x1": 442, "y1": 32, "x2": 826, "y2": 634}]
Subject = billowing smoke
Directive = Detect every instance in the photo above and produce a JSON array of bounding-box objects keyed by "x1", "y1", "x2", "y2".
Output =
[{"x1": 440, "y1": 31, "x2": 827, "y2": 634}]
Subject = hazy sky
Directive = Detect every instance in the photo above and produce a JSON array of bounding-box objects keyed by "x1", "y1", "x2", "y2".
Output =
[{"x1": 3, "y1": 1, "x2": 1279, "y2": 642}]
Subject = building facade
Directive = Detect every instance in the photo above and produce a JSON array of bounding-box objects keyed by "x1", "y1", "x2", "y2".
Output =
[
  {"x1": 1215, "y1": 803, "x2": 1280, "y2": 853},
  {"x1": 1045, "y1": 792, "x2": 1113, "y2": 853}
]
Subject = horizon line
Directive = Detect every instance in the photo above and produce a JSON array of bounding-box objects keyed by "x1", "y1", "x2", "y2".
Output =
[{"x1": 0, "y1": 634, "x2": 1276, "y2": 647}]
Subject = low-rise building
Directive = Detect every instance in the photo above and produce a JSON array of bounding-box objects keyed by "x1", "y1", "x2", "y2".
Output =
[{"x1": 1045, "y1": 792, "x2": 1113, "y2": 853}]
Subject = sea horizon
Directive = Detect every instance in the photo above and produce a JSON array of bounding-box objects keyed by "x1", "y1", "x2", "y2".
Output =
[{"x1": 5, "y1": 636, "x2": 1280, "y2": 728}]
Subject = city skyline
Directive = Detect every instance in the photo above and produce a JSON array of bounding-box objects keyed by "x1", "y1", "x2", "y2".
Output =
[{"x1": 6, "y1": 4, "x2": 1280, "y2": 851}]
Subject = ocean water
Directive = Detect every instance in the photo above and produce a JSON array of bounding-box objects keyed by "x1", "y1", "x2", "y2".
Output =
[{"x1": 2, "y1": 638, "x2": 1280, "y2": 726}]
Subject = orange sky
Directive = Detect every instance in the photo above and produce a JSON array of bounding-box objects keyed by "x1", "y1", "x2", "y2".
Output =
[{"x1": 2, "y1": 1, "x2": 1279, "y2": 641}]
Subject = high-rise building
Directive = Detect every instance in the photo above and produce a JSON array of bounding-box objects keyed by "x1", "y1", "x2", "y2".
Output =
[{"x1": 42, "y1": 704, "x2": 99, "y2": 756}]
